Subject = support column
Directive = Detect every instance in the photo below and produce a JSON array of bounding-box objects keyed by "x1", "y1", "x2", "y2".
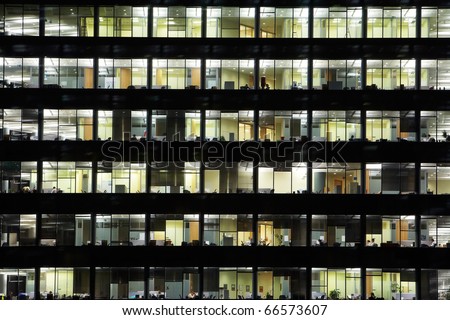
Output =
[
  {"x1": 306, "y1": 214, "x2": 312, "y2": 246},
  {"x1": 34, "y1": 268, "x2": 41, "y2": 300},
  {"x1": 415, "y1": 59, "x2": 421, "y2": 90},
  {"x1": 92, "y1": 161, "x2": 98, "y2": 193},
  {"x1": 90, "y1": 266, "x2": 96, "y2": 299},
  {"x1": 146, "y1": 58, "x2": 152, "y2": 90},
  {"x1": 305, "y1": 267, "x2": 312, "y2": 299},
  {"x1": 415, "y1": 109, "x2": 421, "y2": 143},
  {"x1": 362, "y1": 7, "x2": 368, "y2": 39},
  {"x1": 39, "y1": 5, "x2": 45, "y2": 37},
  {"x1": 415, "y1": 214, "x2": 421, "y2": 248},
  {"x1": 200, "y1": 58, "x2": 206, "y2": 90},
  {"x1": 94, "y1": 6, "x2": 99, "y2": 38},
  {"x1": 416, "y1": 267, "x2": 422, "y2": 300},
  {"x1": 252, "y1": 214, "x2": 258, "y2": 247},
  {"x1": 416, "y1": 6, "x2": 422, "y2": 39},
  {"x1": 308, "y1": 7, "x2": 314, "y2": 39},
  {"x1": 35, "y1": 213, "x2": 42, "y2": 246},
  {"x1": 198, "y1": 266, "x2": 204, "y2": 299},
  {"x1": 38, "y1": 57, "x2": 45, "y2": 88},
  {"x1": 147, "y1": 5, "x2": 152, "y2": 38},
  {"x1": 361, "y1": 162, "x2": 366, "y2": 194},
  {"x1": 252, "y1": 266, "x2": 258, "y2": 299},
  {"x1": 36, "y1": 160, "x2": 43, "y2": 193},
  {"x1": 93, "y1": 109, "x2": 99, "y2": 141},
  {"x1": 361, "y1": 214, "x2": 367, "y2": 247},
  {"x1": 144, "y1": 267, "x2": 150, "y2": 300},
  {"x1": 361, "y1": 59, "x2": 367, "y2": 90},
  {"x1": 255, "y1": 7, "x2": 260, "y2": 39},
  {"x1": 90, "y1": 213, "x2": 96, "y2": 245},
  {"x1": 201, "y1": 6, "x2": 207, "y2": 38},
  {"x1": 361, "y1": 109, "x2": 366, "y2": 142},
  {"x1": 93, "y1": 58, "x2": 99, "y2": 89},
  {"x1": 361, "y1": 267, "x2": 367, "y2": 300},
  {"x1": 415, "y1": 162, "x2": 421, "y2": 195}
]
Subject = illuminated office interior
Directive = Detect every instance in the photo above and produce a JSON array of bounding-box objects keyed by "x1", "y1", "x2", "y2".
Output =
[{"x1": 1, "y1": 1, "x2": 450, "y2": 300}]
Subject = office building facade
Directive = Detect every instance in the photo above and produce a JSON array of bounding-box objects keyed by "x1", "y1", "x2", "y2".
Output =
[{"x1": 1, "y1": 0, "x2": 450, "y2": 300}]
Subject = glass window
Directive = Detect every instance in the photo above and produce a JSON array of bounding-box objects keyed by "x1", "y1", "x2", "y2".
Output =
[
  {"x1": 312, "y1": 215, "x2": 360, "y2": 247},
  {"x1": 312, "y1": 268, "x2": 361, "y2": 299},
  {"x1": 45, "y1": 6, "x2": 94, "y2": 37},
  {"x1": 97, "y1": 109, "x2": 146, "y2": 141},
  {"x1": 204, "y1": 110, "x2": 254, "y2": 141},
  {"x1": 366, "y1": 215, "x2": 416, "y2": 247},
  {"x1": 0, "y1": 269, "x2": 35, "y2": 299},
  {"x1": 95, "y1": 214, "x2": 144, "y2": 246},
  {"x1": 44, "y1": 58, "x2": 94, "y2": 89},
  {"x1": 0, "y1": 161, "x2": 37, "y2": 193},
  {"x1": 0, "y1": 109, "x2": 38, "y2": 141},
  {"x1": 368, "y1": 7, "x2": 416, "y2": 38},
  {"x1": 148, "y1": 214, "x2": 199, "y2": 247},
  {"x1": 153, "y1": 7, "x2": 201, "y2": 38},
  {"x1": 366, "y1": 269, "x2": 415, "y2": 300},
  {"x1": 150, "y1": 162, "x2": 199, "y2": 194},
  {"x1": 99, "y1": 6, "x2": 148, "y2": 37},
  {"x1": 96, "y1": 267, "x2": 144, "y2": 299},
  {"x1": 258, "y1": 60, "x2": 308, "y2": 90},
  {"x1": 42, "y1": 161, "x2": 92, "y2": 193},
  {"x1": 312, "y1": 110, "x2": 361, "y2": 141},
  {"x1": 40, "y1": 214, "x2": 75, "y2": 246},
  {"x1": 366, "y1": 110, "x2": 416, "y2": 142},
  {"x1": 205, "y1": 59, "x2": 255, "y2": 90},
  {"x1": 148, "y1": 267, "x2": 199, "y2": 300},
  {"x1": 205, "y1": 162, "x2": 255, "y2": 194},
  {"x1": 421, "y1": 269, "x2": 450, "y2": 299},
  {"x1": 366, "y1": 163, "x2": 415, "y2": 194},
  {"x1": 43, "y1": 109, "x2": 93, "y2": 141},
  {"x1": 75, "y1": 214, "x2": 91, "y2": 246},
  {"x1": 206, "y1": 7, "x2": 255, "y2": 38},
  {"x1": 422, "y1": 8, "x2": 450, "y2": 38},
  {"x1": 260, "y1": 7, "x2": 308, "y2": 38},
  {"x1": 98, "y1": 59, "x2": 147, "y2": 89},
  {"x1": 421, "y1": 60, "x2": 450, "y2": 90},
  {"x1": 1, "y1": 5, "x2": 39, "y2": 36},
  {"x1": 257, "y1": 268, "x2": 307, "y2": 300},
  {"x1": 0, "y1": 58, "x2": 39, "y2": 88},
  {"x1": 313, "y1": 60, "x2": 361, "y2": 90},
  {"x1": 367, "y1": 59, "x2": 415, "y2": 90},
  {"x1": 420, "y1": 111, "x2": 450, "y2": 142},
  {"x1": 421, "y1": 164, "x2": 450, "y2": 195},
  {"x1": 203, "y1": 214, "x2": 253, "y2": 247},
  {"x1": 259, "y1": 162, "x2": 309, "y2": 194},
  {"x1": 0, "y1": 214, "x2": 36, "y2": 246},
  {"x1": 151, "y1": 110, "x2": 200, "y2": 141},
  {"x1": 258, "y1": 214, "x2": 307, "y2": 247},
  {"x1": 312, "y1": 163, "x2": 362, "y2": 194},
  {"x1": 421, "y1": 216, "x2": 450, "y2": 248},
  {"x1": 313, "y1": 7, "x2": 362, "y2": 38},
  {"x1": 152, "y1": 59, "x2": 201, "y2": 89},
  {"x1": 203, "y1": 267, "x2": 252, "y2": 299},
  {"x1": 97, "y1": 162, "x2": 145, "y2": 194}
]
